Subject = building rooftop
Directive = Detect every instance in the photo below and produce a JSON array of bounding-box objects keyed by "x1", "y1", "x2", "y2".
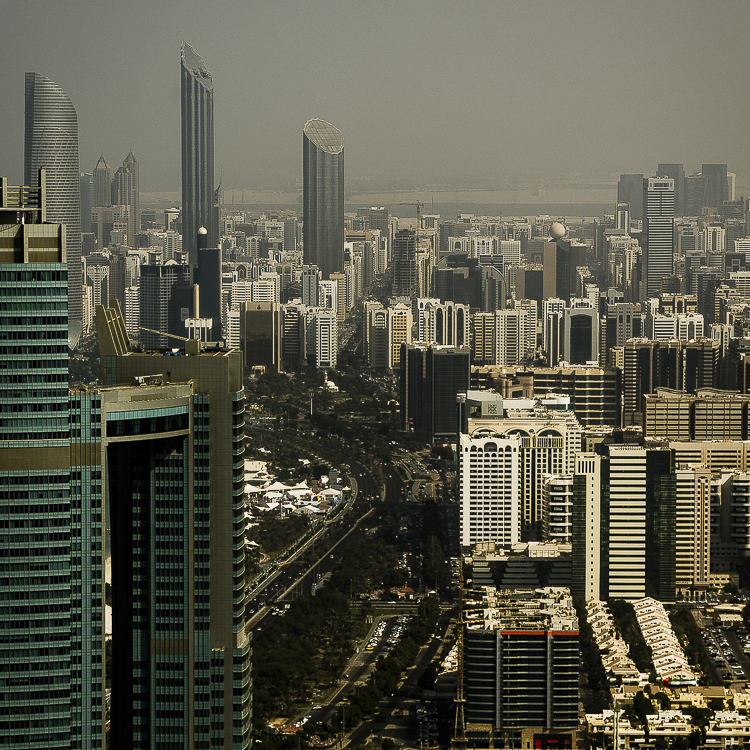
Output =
[
  {"x1": 181, "y1": 41, "x2": 213, "y2": 92},
  {"x1": 303, "y1": 118, "x2": 344, "y2": 154}
]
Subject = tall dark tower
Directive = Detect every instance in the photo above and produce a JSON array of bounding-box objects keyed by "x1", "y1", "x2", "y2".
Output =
[
  {"x1": 702, "y1": 163, "x2": 728, "y2": 209},
  {"x1": 196, "y1": 226, "x2": 222, "y2": 341},
  {"x1": 303, "y1": 118, "x2": 344, "y2": 278},
  {"x1": 24, "y1": 72, "x2": 82, "y2": 324},
  {"x1": 181, "y1": 42, "x2": 215, "y2": 264},
  {"x1": 658, "y1": 163, "x2": 685, "y2": 216}
]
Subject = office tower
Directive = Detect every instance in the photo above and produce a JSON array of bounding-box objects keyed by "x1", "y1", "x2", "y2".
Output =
[
  {"x1": 111, "y1": 152, "x2": 139, "y2": 246},
  {"x1": 492, "y1": 308, "x2": 535, "y2": 366},
  {"x1": 644, "y1": 389, "x2": 750, "y2": 441},
  {"x1": 280, "y1": 302, "x2": 306, "y2": 371},
  {"x1": 600, "y1": 445, "x2": 675, "y2": 601},
  {"x1": 239, "y1": 301, "x2": 281, "y2": 370},
  {"x1": 572, "y1": 453, "x2": 608, "y2": 600},
  {"x1": 302, "y1": 118, "x2": 344, "y2": 278},
  {"x1": 462, "y1": 588, "x2": 579, "y2": 737},
  {"x1": 80, "y1": 171, "x2": 93, "y2": 233},
  {"x1": 471, "y1": 312, "x2": 495, "y2": 365},
  {"x1": 282, "y1": 217, "x2": 298, "y2": 252},
  {"x1": 675, "y1": 466, "x2": 711, "y2": 597},
  {"x1": 139, "y1": 262, "x2": 194, "y2": 348},
  {"x1": 311, "y1": 309, "x2": 337, "y2": 368},
  {"x1": 643, "y1": 177, "x2": 675, "y2": 298},
  {"x1": 0, "y1": 172, "x2": 91, "y2": 747},
  {"x1": 364, "y1": 301, "x2": 386, "y2": 367},
  {"x1": 98, "y1": 305, "x2": 251, "y2": 749},
  {"x1": 704, "y1": 223, "x2": 726, "y2": 255},
  {"x1": 93, "y1": 153, "x2": 111, "y2": 207},
  {"x1": 368, "y1": 206, "x2": 390, "y2": 239},
  {"x1": 658, "y1": 163, "x2": 685, "y2": 216},
  {"x1": 392, "y1": 228, "x2": 418, "y2": 297},
  {"x1": 622, "y1": 338, "x2": 720, "y2": 425},
  {"x1": 542, "y1": 231, "x2": 588, "y2": 303},
  {"x1": 401, "y1": 343, "x2": 470, "y2": 443},
  {"x1": 645, "y1": 448, "x2": 677, "y2": 601},
  {"x1": 562, "y1": 304, "x2": 598, "y2": 365},
  {"x1": 181, "y1": 42, "x2": 215, "y2": 263},
  {"x1": 617, "y1": 173, "x2": 644, "y2": 221},
  {"x1": 301, "y1": 264, "x2": 320, "y2": 307},
  {"x1": 387, "y1": 303, "x2": 412, "y2": 370},
  {"x1": 615, "y1": 202, "x2": 630, "y2": 231},
  {"x1": 458, "y1": 432, "x2": 521, "y2": 547},
  {"x1": 702, "y1": 163, "x2": 728, "y2": 209},
  {"x1": 329, "y1": 271, "x2": 347, "y2": 321},
  {"x1": 197, "y1": 227, "x2": 222, "y2": 340},
  {"x1": 685, "y1": 172, "x2": 707, "y2": 216},
  {"x1": 24, "y1": 72, "x2": 82, "y2": 323}
]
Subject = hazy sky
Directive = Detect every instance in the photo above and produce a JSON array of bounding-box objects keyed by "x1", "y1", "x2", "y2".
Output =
[{"x1": 2, "y1": 0, "x2": 749, "y2": 196}]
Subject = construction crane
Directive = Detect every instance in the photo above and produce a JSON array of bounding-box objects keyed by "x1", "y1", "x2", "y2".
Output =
[
  {"x1": 138, "y1": 326, "x2": 190, "y2": 343},
  {"x1": 398, "y1": 200, "x2": 425, "y2": 231}
]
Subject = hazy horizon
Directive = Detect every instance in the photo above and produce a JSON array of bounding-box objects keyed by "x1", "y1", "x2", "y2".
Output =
[{"x1": 3, "y1": 1, "x2": 749, "y2": 198}]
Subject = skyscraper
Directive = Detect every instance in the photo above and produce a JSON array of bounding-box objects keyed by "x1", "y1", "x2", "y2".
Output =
[
  {"x1": 702, "y1": 163, "x2": 728, "y2": 209},
  {"x1": 139, "y1": 261, "x2": 194, "y2": 348},
  {"x1": 93, "y1": 153, "x2": 111, "y2": 207},
  {"x1": 181, "y1": 42, "x2": 215, "y2": 263},
  {"x1": 392, "y1": 228, "x2": 418, "y2": 297},
  {"x1": 0, "y1": 171, "x2": 88, "y2": 747},
  {"x1": 617, "y1": 173, "x2": 644, "y2": 221},
  {"x1": 98, "y1": 303, "x2": 252, "y2": 749},
  {"x1": 658, "y1": 163, "x2": 685, "y2": 216},
  {"x1": 643, "y1": 176, "x2": 675, "y2": 298},
  {"x1": 24, "y1": 72, "x2": 82, "y2": 323},
  {"x1": 303, "y1": 118, "x2": 344, "y2": 278}
]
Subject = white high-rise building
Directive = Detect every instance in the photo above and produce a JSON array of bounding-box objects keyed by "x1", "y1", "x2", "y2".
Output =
[
  {"x1": 541, "y1": 474, "x2": 573, "y2": 544},
  {"x1": 124, "y1": 285, "x2": 140, "y2": 339},
  {"x1": 226, "y1": 307, "x2": 241, "y2": 349},
  {"x1": 458, "y1": 432, "x2": 521, "y2": 547},
  {"x1": 499, "y1": 239, "x2": 521, "y2": 272},
  {"x1": 313, "y1": 310, "x2": 337, "y2": 369},
  {"x1": 573, "y1": 452, "x2": 606, "y2": 599},
  {"x1": 607, "y1": 445, "x2": 647, "y2": 600},
  {"x1": 458, "y1": 391, "x2": 582, "y2": 537}
]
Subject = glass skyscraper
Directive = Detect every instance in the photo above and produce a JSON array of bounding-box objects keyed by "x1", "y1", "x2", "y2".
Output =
[
  {"x1": 643, "y1": 176, "x2": 675, "y2": 298},
  {"x1": 0, "y1": 171, "x2": 81, "y2": 747},
  {"x1": 24, "y1": 73, "x2": 82, "y2": 327},
  {"x1": 181, "y1": 42, "x2": 215, "y2": 264},
  {"x1": 303, "y1": 118, "x2": 344, "y2": 279},
  {"x1": 99, "y1": 304, "x2": 252, "y2": 749}
]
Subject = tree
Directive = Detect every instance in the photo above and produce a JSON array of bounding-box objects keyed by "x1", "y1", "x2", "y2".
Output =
[{"x1": 632, "y1": 691, "x2": 653, "y2": 742}]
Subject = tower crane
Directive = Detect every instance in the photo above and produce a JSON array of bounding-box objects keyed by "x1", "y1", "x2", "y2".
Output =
[{"x1": 397, "y1": 200, "x2": 425, "y2": 231}]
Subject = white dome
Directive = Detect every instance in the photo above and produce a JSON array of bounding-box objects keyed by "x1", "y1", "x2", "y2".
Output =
[{"x1": 549, "y1": 222, "x2": 566, "y2": 239}]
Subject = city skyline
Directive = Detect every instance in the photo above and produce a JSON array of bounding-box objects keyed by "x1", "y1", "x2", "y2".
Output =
[{"x1": 1, "y1": 1, "x2": 749, "y2": 196}]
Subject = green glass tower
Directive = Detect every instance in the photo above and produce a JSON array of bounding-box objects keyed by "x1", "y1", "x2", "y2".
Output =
[{"x1": 0, "y1": 171, "x2": 81, "y2": 747}]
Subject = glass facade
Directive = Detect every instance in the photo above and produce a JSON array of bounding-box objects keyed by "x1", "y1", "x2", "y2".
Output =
[
  {"x1": 24, "y1": 74, "x2": 82, "y2": 323},
  {"x1": 303, "y1": 118, "x2": 344, "y2": 278},
  {"x1": 181, "y1": 42, "x2": 215, "y2": 264},
  {"x1": 0, "y1": 255, "x2": 78, "y2": 746}
]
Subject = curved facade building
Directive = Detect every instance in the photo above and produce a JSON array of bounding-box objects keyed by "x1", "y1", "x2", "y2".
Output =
[
  {"x1": 24, "y1": 72, "x2": 82, "y2": 323},
  {"x1": 181, "y1": 42, "x2": 214, "y2": 264},
  {"x1": 303, "y1": 118, "x2": 344, "y2": 278}
]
